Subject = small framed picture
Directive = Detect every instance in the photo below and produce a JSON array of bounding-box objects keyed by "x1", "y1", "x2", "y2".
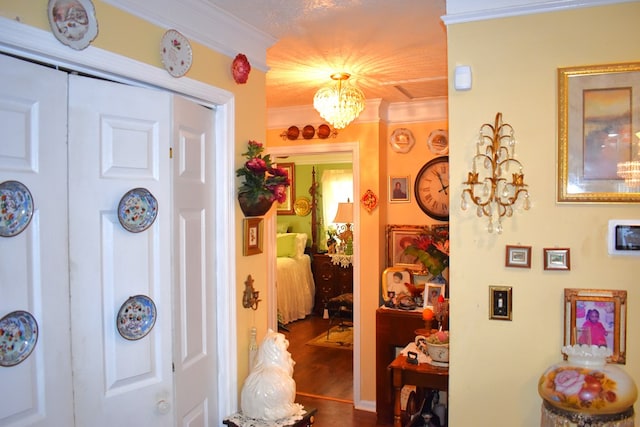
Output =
[
  {"x1": 276, "y1": 162, "x2": 295, "y2": 215},
  {"x1": 381, "y1": 267, "x2": 412, "y2": 303},
  {"x1": 505, "y1": 245, "x2": 531, "y2": 268},
  {"x1": 543, "y1": 248, "x2": 570, "y2": 270},
  {"x1": 389, "y1": 176, "x2": 410, "y2": 203},
  {"x1": 425, "y1": 283, "x2": 445, "y2": 308},
  {"x1": 564, "y1": 288, "x2": 627, "y2": 364},
  {"x1": 243, "y1": 218, "x2": 263, "y2": 256}
]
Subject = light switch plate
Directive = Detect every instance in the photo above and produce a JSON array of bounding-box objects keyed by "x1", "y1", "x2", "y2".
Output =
[{"x1": 489, "y1": 286, "x2": 512, "y2": 320}]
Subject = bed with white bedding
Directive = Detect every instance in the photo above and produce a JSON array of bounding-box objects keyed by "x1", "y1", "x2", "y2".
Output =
[{"x1": 276, "y1": 233, "x2": 315, "y2": 324}]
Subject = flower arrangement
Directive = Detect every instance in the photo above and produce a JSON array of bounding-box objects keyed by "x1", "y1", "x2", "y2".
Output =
[
  {"x1": 236, "y1": 140, "x2": 290, "y2": 204},
  {"x1": 402, "y1": 228, "x2": 449, "y2": 277}
]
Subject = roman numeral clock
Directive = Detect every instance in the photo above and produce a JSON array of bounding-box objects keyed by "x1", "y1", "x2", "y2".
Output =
[{"x1": 414, "y1": 156, "x2": 450, "y2": 221}]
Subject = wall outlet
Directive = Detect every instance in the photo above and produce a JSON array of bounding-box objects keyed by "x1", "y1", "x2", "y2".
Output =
[{"x1": 489, "y1": 286, "x2": 512, "y2": 320}]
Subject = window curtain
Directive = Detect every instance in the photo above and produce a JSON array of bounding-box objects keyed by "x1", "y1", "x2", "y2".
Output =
[{"x1": 320, "y1": 169, "x2": 353, "y2": 249}]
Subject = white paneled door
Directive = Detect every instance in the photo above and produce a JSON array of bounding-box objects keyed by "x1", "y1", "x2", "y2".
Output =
[
  {"x1": 68, "y1": 75, "x2": 174, "y2": 426},
  {"x1": 0, "y1": 54, "x2": 74, "y2": 427},
  {"x1": 1, "y1": 54, "x2": 219, "y2": 427}
]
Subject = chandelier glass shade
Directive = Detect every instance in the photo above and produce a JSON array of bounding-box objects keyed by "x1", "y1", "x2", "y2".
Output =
[{"x1": 313, "y1": 72, "x2": 365, "y2": 129}]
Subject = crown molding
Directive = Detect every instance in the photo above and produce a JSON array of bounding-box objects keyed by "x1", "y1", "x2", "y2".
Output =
[
  {"x1": 442, "y1": 0, "x2": 634, "y2": 25},
  {"x1": 267, "y1": 98, "x2": 446, "y2": 129},
  {"x1": 103, "y1": 0, "x2": 275, "y2": 71}
]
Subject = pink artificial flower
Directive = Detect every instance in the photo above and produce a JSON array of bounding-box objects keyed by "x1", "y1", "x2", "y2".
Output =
[{"x1": 246, "y1": 157, "x2": 267, "y2": 173}]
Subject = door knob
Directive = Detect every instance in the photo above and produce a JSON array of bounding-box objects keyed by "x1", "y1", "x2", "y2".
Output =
[{"x1": 156, "y1": 399, "x2": 171, "y2": 415}]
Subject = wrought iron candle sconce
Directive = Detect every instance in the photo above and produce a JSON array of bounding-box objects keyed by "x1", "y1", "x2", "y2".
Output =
[
  {"x1": 461, "y1": 112, "x2": 531, "y2": 234},
  {"x1": 242, "y1": 274, "x2": 261, "y2": 310}
]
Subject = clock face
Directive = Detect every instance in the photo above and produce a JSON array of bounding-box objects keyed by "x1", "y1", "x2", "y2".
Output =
[{"x1": 414, "y1": 156, "x2": 449, "y2": 221}]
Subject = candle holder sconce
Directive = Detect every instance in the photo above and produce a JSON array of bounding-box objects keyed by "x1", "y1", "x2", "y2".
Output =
[
  {"x1": 242, "y1": 274, "x2": 261, "y2": 310},
  {"x1": 461, "y1": 112, "x2": 531, "y2": 234}
]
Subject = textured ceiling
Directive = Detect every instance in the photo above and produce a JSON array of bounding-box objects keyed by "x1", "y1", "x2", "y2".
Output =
[{"x1": 209, "y1": 0, "x2": 448, "y2": 108}]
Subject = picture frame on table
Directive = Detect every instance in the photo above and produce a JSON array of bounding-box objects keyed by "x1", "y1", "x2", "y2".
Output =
[
  {"x1": 543, "y1": 248, "x2": 570, "y2": 270},
  {"x1": 505, "y1": 245, "x2": 532, "y2": 268},
  {"x1": 386, "y1": 224, "x2": 431, "y2": 270},
  {"x1": 389, "y1": 176, "x2": 410, "y2": 203},
  {"x1": 243, "y1": 218, "x2": 263, "y2": 256},
  {"x1": 381, "y1": 266, "x2": 412, "y2": 304},
  {"x1": 276, "y1": 162, "x2": 295, "y2": 215},
  {"x1": 564, "y1": 288, "x2": 627, "y2": 364},
  {"x1": 557, "y1": 62, "x2": 640, "y2": 203},
  {"x1": 425, "y1": 283, "x2": 445, "y2": 308}
]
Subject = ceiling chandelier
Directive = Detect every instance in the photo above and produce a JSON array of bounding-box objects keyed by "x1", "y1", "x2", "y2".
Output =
[
  {"x1": 616, "y1": 131, "x2": 640, "y2": 188},
  {"x1": 313, "y1": 72, "x2": 365, "y2": 130}
]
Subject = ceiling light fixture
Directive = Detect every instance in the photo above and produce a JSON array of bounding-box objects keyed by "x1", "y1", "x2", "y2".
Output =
[{"x1": 313, "y1": 72, "x2": 365, "y2": 130}]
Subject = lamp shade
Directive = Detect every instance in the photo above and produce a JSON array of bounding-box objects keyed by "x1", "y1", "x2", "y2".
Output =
[
  {"x1": 313, "y1": 73, "x2": 365, "y2": 130},
  {"x1": 333, "y1": 201, "x2": 353, "y2": 224}
]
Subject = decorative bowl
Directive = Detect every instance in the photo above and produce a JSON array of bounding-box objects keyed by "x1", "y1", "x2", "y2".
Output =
[{"x1": 425, "y1": 341, "x2": 449, "y2": 365}]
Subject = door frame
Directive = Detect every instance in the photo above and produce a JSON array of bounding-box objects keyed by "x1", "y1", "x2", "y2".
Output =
[
  {"x1": 266, "y1": 142, "x2": 362, "y2": 406},
  {"x1": 0, "y1": 17, "x2": 238, "y2": 419}
]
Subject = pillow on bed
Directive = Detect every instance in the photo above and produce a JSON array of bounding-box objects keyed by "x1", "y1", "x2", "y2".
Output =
[
  {"x1": 277, "y1": 233, "x2": 298, "y2": 258},
  {"x1": 276, "y1": 223, "x2": 290, "y2": 233},
  {"x1": 294, "y1": 233, "x2": 308, "y2": 257}
]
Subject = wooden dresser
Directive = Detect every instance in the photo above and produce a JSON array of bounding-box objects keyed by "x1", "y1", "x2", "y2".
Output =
[
  {"x1": 376, "y1": 307, "x2": 425, "y2": 425},
  {"x1": 311, "y1": 253, "x2": 353, "y2": 316}
]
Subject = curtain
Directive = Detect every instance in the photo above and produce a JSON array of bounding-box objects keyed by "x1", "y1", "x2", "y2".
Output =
[{"x1": 320, "y1": 169, "x2": 353, "y2": 249}]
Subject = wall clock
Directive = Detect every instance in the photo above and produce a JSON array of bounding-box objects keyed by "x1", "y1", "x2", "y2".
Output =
[{"x1": 414, "y1": 156, "x2": 449, "y2": 221}]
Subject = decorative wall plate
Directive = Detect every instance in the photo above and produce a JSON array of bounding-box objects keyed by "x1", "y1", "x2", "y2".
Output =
[
  {"x1": 294, "y1": 197, "x2": 311, "y2": 216},
  {"x1": 231, "y1": 53, "x2": 251, "y2": 84},
  {"x1": 117, "y1": 188, "x2": 158, "y2": 233},
  {"x1": 427, "y1": 129, "x2": 449, "y2": 154},
  {"x1": 0, "y1": 310, "x2": 39, "y2": 367},
  {"x1": 47, "y1": 0, "x2": 99, "y2": 50},
  {"x1": 160, "y1": 29, "x2": 193, "y2": 77},
  {"x1": 361, "y1": 189, "x2": 378, "y2": 213},
  {"x1": 390, "y1": 128, "x2": 415, "y2": 154},
  {"x1": 0, "y1": 180, "x2": 34, "y2": 238},
  {"x1": 116, "y1": 295, "x2": 157, "y2": 340}
]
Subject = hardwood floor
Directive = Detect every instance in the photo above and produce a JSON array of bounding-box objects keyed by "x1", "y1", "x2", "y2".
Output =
[{"x1": 281, "y1": 315, "x2": 380, "y2": 427}]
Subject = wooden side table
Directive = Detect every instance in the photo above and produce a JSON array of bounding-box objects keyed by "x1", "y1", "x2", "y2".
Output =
[
  {"x1": 388, "y1": 355, "x2": 448, "y2": 427},
  {"x1": 223, "y1": 407, "x2": 317, "y2": 427}
]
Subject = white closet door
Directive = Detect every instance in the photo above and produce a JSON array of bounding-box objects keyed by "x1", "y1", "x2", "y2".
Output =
[
  {"x1": 171, "y1": 95, "x2": 219, "y2": 425},
  {"x1": 0, "y1": 54, "x2": 74, "y2": 427},
  {"x1": 68, "y1": 75, "x2": 173, "y2": 427}
]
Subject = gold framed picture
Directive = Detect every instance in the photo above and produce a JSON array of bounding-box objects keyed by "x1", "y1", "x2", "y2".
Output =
[
  {"x1": 276, "y1": 162, "x2": 295, "y2": 215},
  {"x1": 564, "y1": 288, "x2": 627, "y2": 364},
  {"x1": 385, "y1": 224, "x2": 430, "y2": 270},
  {"x1": 243, "y1": 218, "x2": 263, "y2": 256},
  {"x1": 557, "y1": 62, "x2": 640, "y2": 203}
]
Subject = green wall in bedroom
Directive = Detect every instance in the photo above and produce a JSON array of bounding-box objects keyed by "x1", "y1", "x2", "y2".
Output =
[{"x1": 277, "y1": 162, "x2": 352, "y2": 251}]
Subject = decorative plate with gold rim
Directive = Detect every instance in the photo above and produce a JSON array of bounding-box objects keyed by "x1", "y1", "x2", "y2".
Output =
[
  {"x1": 390, "y1": 128, "x2": 415, "y2": 153},
  {"x1": 160, "y1": 29, "x2": 193, "y2": 77},
  {"x1": 427, "y1": 129, "x2": 449, "y2": 155},
  {"x1": 294, "y1": 197, "x2": 311, "y2": 216}
]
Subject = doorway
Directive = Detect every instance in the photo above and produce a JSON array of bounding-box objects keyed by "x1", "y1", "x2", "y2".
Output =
[{"x1": 267, "y1": 142, "x2": 361, "y2": 405}]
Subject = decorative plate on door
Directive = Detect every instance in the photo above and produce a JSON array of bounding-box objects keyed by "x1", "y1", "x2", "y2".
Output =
[
  {"x1": 160, "y1": 29, "x2": 193, "y2": 77},
  {"x1": 0, "y1": 310, "x2": 39, "y2": 367},
  {"x1": 0, "y1": 180, "x2": 34, "y2": 238},
  {"x1": 117, "y1": 188, "x2": 158, "y2": 233},
  {"x1": 116, "y1": 295, "x2": 157, "y2": 340}
]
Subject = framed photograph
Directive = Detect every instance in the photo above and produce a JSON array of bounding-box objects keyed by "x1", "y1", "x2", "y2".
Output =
[
  {"x1": 505, "y1": 245, "x2": 531, "y2": 268},
  {"x1": 543, "y1": 248, "x2": 570, "y2": 270},
  {"x1": 564, "y1": 288, "x2": 627, "y2": 364},
  {"x1": 425, "y1": 283, "x2": 445, "y2": 308},
  {"x1": 381, "y1": 267, "x2": 412, "y2": 303},
  {"x1": 386, "y1": 224, "x2": 430, "y2": 270},
  {"x1": 557, "y1": 62, "x2": 640, "y2": 203},
  {"x1": 276, "y1": 162, "x2": 295, "y2": 215},
  {"x1": 389, "y1": 176, "x2": 410, "y2": 203},
  {"x1": 243, "y1": 218, "x2": 263, "y2": 256}
]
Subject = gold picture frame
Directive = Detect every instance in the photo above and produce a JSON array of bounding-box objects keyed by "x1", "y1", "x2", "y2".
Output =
[
  {"x1": 557, "y1": 62, "x2": 640, "y2": 203},
  {"x1": 385, "y1": 224, "x2": 431, "y2": 270},
  {"x1": 276, "y1": 162, "x2": 295, "y2": 215},
  {"x1": 564, "y1": 288, "x2": 627, "y2": 364},
  {"x1": 243, "y1": 218, "x2": 263, "y2": 256}
]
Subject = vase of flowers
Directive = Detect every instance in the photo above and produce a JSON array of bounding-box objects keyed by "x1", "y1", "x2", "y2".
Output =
[
  {"x1": 402, "y1": 227, "x2": 449, "y2": 279},
  {"x1": 236, "y1": 140, "x2": 291, "y2": 217}
]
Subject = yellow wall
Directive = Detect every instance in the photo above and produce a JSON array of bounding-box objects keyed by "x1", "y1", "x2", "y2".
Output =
[
  {"x1": 0, "y1": 0, "x2": 267, "y2": 393},
  {"x1": 447, "y1": 3, "x2": 640, "y2": 425}
]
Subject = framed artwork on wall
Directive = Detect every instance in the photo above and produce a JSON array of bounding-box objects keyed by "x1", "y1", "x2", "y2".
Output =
[
  {"x1": 543, "y1": 248, "x2": 570, "y2": 270},
  {"x1": 557, "y1": 62, "x2": 640, "y2": 203},
  {"x1": 276, "y1": 162, "x2": 295, "y2": 215},
  {"x1": 385, "y1": 224, "x2": 430, "y2": 270},
  {"x1": 505, "y1": 245, "x2": 531, "y2": 268},
  {"x1": 243, "y1": 218, "x2": 263, "y2": 256},
  {"x1": 389, "y1": 176, "x2": 410, "y2": 203},
  {"x1": 564, "y1": 288, "x2": 627, "y2": 364}
]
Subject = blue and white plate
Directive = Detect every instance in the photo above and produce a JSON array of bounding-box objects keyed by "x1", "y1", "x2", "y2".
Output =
[
  {"x1": 0, "y1": 180, "x2": 34, "y2": 238},
  {"x1": 0, "y1": 310, "x2": 39, "y2": 367},
  {"x1": 116, "y1": 295, "x2": 157, "y2": 340},
  {"x1": 117, "y1": 188, "x2": 158, "y2": 233}
]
